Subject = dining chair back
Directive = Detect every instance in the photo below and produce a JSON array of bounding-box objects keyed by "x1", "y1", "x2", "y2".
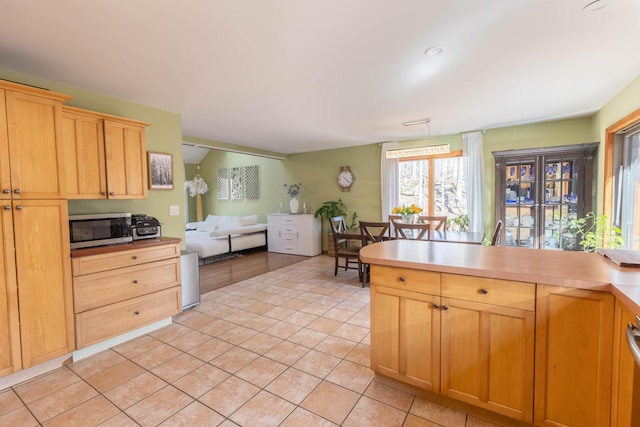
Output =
[
  {"x1": 393, "y1": 221, "x2": 431, "y2": 240},
  {"x1": 490, "y1": 220, "x2": 503, "y2": 246},
  {"x1": 417, "y1": 215, "x2": 447, "y2": 231},
  {"x1": 359, "y1": 221, "x2": 391, "y2": 286},
  {"x1": 329, "y1": 216, "x2": 362, "y2": 279},
  {"x1": 388, "y1": 214, "x2": 402, "y2": 238}
]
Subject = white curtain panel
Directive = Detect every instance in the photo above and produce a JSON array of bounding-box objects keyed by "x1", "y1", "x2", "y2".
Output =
[
  {"x1": 463, "y1": 131, "x2": 485, "y2": 233},
  {"x1": 381, "y1": 141, "x2": 400, "y2": 220}
]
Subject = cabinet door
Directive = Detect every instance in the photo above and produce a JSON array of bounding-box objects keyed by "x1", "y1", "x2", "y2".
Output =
[
  {"x1": 104, "y1": 119, "x2": 147, "y2": 199},
  {"x1": 441, "y1": 297, "x2": 534, "y2": 422},
  {"x1": 0, "y1": 91, "x2": 10, "y2": 200},
  {"x1": 611, "y1": 299, "x2": 638, "y2": 427},
  {"x1": 5, "y1": 90, "x2": 66, "y2": 199},
  {"x1": 0, "y1": 204, "x2": 20, "y2": 377},
  {"x1": 371, "y1": 285, "x2": 440, "y2": 391},
  {"x1": 62, "y1": 108, "x2": 107, "y2": 199},
  {"x1": 534, "y1": 284, "x2": 614, "y2": 427},
  {"x1": 12, "y1": 199, "x2": 74, "y2": 367}
]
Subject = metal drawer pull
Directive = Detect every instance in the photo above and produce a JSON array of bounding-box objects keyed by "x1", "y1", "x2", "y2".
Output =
[
  {"x1": 399, "y1": 276, "x2": 405, "y2": 282},
  {"x1": 2, "y1": 189, "x2": 9, "y2": 194},
  {"x1": 441, "y1": 305, "x2": 449, "y2": 310},
  {"x1": 433, "y1": 303, "x2": 439, "y2": 309},
  {"x1": 480, "y1": 288, "x2": 488, "y2": 294},
  {"x1": 626, "y1": 316, "x2": 640, "y2": 366},
  {"x1": 13, "y1": 189, "x2": 20, "y2": 194},
  {"x1": 132, "y1": 255, "x2": 138, "y2": 260},
  {"x1": 133, "y1": 280, "x2": 138, "y2": 284},
  {"x1": 3, "y1": 205, "x2": 9, "y2": 210},
  {"x1": 15, "y1": 205, "x2": 22, "y2": 210},
  {"x1": 134, "y1": 311, "x2": 140, "y2": 315}
]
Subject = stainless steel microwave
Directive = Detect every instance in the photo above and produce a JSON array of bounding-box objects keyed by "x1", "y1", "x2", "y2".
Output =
[{"x1": 69, "y1": 212, "x2": 132, "y2": 249}]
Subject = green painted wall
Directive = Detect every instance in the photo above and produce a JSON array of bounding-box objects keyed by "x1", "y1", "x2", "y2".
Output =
[{"x1": 0, "y1": 69, "x2": 187, "y2": 247}]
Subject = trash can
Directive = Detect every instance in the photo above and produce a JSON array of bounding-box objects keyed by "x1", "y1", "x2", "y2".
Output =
[{"x1": 181, "y1": 250, "x2": 200, "y2": 309}]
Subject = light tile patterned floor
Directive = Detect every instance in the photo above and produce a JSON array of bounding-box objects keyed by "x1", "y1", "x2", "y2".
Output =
[{"x1": 0, "y1": 256, "x2": 505, "y2": 426}]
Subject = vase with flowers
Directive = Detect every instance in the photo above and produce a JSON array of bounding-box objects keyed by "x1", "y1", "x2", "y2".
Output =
[
  {"x1": 184, "y1": 175, "x2": 209, "y2": 221},
  {"x1": 284, "y1": 182, "x2": 302, "y2": 214},
  {"x1": 392, "y1": 203, "x2": 423, "y2": 224}
]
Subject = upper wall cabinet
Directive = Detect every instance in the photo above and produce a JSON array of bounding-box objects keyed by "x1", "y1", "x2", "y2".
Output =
[
  {"x1": 493, "y1": 143, "x2": 598, "y2": 250},
  {"x1": 0, "y1": 81, "x2": 71, "y2": 200},
  {"x1": 62, "y1": 106, "x2": 150, "y2": 199}
]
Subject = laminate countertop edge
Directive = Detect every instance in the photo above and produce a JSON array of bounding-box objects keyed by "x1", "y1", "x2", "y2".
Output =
[{"x1": 359, "y1": 240, "x2": 640, "y2": 313}]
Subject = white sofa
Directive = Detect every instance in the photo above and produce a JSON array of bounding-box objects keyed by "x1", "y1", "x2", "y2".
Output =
[{"x1": 185, "y1": 214, "x2": 267, "y2": 261}]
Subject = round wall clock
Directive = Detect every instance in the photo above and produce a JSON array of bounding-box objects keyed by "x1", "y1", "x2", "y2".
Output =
[{"x1": 338, "y1": 166, "x2": 355, "y2": 191}]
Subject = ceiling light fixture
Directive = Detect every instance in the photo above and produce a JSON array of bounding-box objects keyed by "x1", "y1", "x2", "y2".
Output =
[
  {"x1": 583, "y1": 0, "x2": 608, "y2": 11},
  {"x1": 386, "y1": 144, "x2": 450, "y2": 159},
  {"x1": 424, "y1": 46, "x2": 445, "y2": 56},
  {"x1": 403, "y1": 118, "x2": 431, "y2": 126}
]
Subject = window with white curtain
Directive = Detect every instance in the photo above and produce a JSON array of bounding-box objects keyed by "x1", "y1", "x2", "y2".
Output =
[
  {"x1": 398, "y1": 151, "x2": 467, "y2": 219},
  {"x1": 612, "y1": 121, "x2": 640, "y2": 250}
]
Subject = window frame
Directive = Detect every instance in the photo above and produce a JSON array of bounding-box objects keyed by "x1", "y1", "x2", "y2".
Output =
[{"x1": 399, "y1": 149, "x2": 463, "y2": 216}]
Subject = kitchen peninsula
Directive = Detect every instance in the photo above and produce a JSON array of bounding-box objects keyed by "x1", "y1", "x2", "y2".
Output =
[{"x1": 360, "y1": 240, "x2": 640, "y2": 427}]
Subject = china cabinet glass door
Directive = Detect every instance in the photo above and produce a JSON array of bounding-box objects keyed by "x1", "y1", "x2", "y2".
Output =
[{"x1": 503, "y1": 159, "x2": 537, "y2": 248}]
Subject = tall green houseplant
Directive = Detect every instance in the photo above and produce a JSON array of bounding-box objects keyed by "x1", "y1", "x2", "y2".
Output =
[
  {"x1": 569, "y1": 212, "x2": 624, "y2": 252},
  {"x1": 314, "y1": 198, "x2": 358, "y2": 256}
]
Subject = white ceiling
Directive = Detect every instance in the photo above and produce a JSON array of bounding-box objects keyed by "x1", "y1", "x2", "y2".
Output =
[{"x1": 1, "y1": 1, "x2": 639, "y2": 155}]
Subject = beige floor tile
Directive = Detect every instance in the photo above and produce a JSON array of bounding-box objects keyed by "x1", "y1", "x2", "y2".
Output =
[
  {"x1": 298, "y1": 302, "x2": 333, "y2": 315},
  {"x1": 85, "y1": 360, "x2": 146, "y2": 393},
  {"x1": 97, "y1": 412, "x2": 140, "y2": 427},
  {"x1": 410, "y1": 397, "x2": 467, "y2": 427},
  {"x1": 28, "y1": 380, "x2": 98, "y2": 423},
  {"x1": 127, "y1": 342, "x2": 183, "y2": 370},
  {"x1": 282, "y1": 310, "x2": 318, "y2": 327},
  {"x1": 263, "y1": 320, "x2": 302, "y2": 339},
  {"x1": 235, "y1": 356, "x2": 288, "y2": 388},
  {"x1": 113, "y1": 335, "x2": 163, "y2": 359},
  {"x1": 331, "y1": 322, "x2": 369, "y2": 342},
  {"x1": 68, "y1": 349, "x2": 125, "y2": 378},
  {"x1": 263, "y1": 305, "x2": 297, "y2": 320},
  {"x1": 322, "y1": 306, "x2": 355, "y2": 322},
  {"x1": 166, "y1": 329, "x2": 212, "y2": 352},
  {"x1": 230, "y1": 390, "x2": 296, "y2": 427},
  {"x1": 364, "y1": 380, "x2": 415, "y2": 411},
  {"x1": 306, "y1": 317, "x2": 343, "y2": 334},
  {"x1": 242, "y1": 314, "x2": 280, "y2": 331},
  {"x1": 199, "y1": 376, "x2": 260, "y2": 417},
  {"x1": 187, "y1": 337, "x2": 235, "y2": 362},
  {"x1": 103, "y1": 371, "x2": 167, "y2": 409},
  {"x1": 158, "y1": 401, "x2": 226, "y2": 426},
  {"x1": 238, "y1": 332, "x2": 283, "y2": 354},
  {"x1": 217, "y1": 325, "x2": 259, "y2": 345},
  {"x1": 265, "y1": 367, "x2": 322, "y2": 405},
  {"x1": 151, "y1": 352, "x2": 204, "y2": 383},
  {"x1": 403, "y1": 413, "x2": 441, "y2": 427},
  {"x1": 335, "y1": 299, "x2": 367, "y2": 312},
  {"x1": 14, "y1": 367, "x2": 81, "y2": 403},
  {"x1": 280, "y1": 407, "x2": 338, "y2": 427},
  {"x1": 315, "y1": 335, "x2": 358, "y2": 358},
  {"x1": 173, "y1": 363, "x2": 230, "y2": 398},
  {"x1": 125, "y1": 385, "x2": 193, "y2": 426},
  {"x1": 346, "y1": 310, "x2": 370, "y2": 328},
  {"x1": 0, "y1": 405, "x2": 39, "y2": 427},
  {"x1": 149, "y1": 322, "x2": 193, "y2": 343},
  {"x1": 245, "y1": 301, "x2": 277, "y2": 315},
  {"x1": 343, "y1": 396, "x2": 407, "y2": 427},
  {"x1": 43, "y1": 395, "x2": 120, "y2": 427},
  {"x1": 325, "y1": 359, "x2": 374, "y2": 393},
  {"x1": 222, "y1": 309, "x2": 259, "y2": 324},
  {"x1": 211, "y1": 346, "x2": 260, "y2": 373},
  {"x1": 263, "y1": 340, "x2": 310, "y2": 366},
  {"x1": 345, "y1": 343, "x2": 371, "y2": 366},
  {"x1": 195, "y1": 317, "x2": 239, "y2": 337},
  {"x1": 293, "y1": 349, "x2": 341, "y2": 378},
  {"x1": 287, "y1": 327, "x2": 328, "y2": 348},
  {"x1": 0, "y1": 388, "x2": 24, "y2": 416},
  {"x1": 300, "y1": 380, "x2": 360, "y2": 425},
  {"x1": 280, "y1": 298, "x2": 310, "y2": 311},
  {"x1": 466, "y1": 415, "x2": 506, "y2": 426}
]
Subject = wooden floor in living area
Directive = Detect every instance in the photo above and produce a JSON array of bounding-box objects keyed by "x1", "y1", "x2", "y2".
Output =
[{"x1": 198, "y1": 250, "x2": 311, "y2": 294}]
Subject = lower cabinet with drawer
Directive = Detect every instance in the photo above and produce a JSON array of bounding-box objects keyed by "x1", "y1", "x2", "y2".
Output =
[
  {"x1": 71, "y1": 241, "x2": 182, "y2": 349},
  {"x1": 267, "y1": 214, "x2": 321, "y2": 256},
  {"x1": 370, "y1": 266, "x2": 535, "y2": 423}
]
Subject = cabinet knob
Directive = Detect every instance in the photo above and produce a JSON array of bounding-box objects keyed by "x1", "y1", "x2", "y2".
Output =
[
  {"x1": 15, "y1": 205, "x2": 22, "y2": 210},
  {"x1": 3, "y1": 205, "x2": 10, "y2": 210},
  {"x1": 399, "y1": 276, "x2": 406, "y2": 283},
  {"x1": 132, "y1": 255, "x2": 138, "y2": 260},
  {"x1": 2, "y1": 189, "x2": 9, "y2": 194},
  {"x1": 480, "y1": 288, "x2": 488, "y2": 294},
  {"x1": 133, "y1": 280, "x2": 138, "y2": 284},
  {"x1": 134, "y1": 311, "x2": 140, "y2": 315},
  {"x1": 13, "y1": 189, "x2": 21, "y2": 194},
  {"x1": 101, "y1": 191, "x2": 107, "y2": 196},
  {"x1": 433, "y1": 303, "x2": 439, "y2": 309},
  {"x1": 441, "y1": 305, "x2": 449, "y2": 310},
  {"x1": 109, "y1": 192, "x2": 115, "y2": 196}
]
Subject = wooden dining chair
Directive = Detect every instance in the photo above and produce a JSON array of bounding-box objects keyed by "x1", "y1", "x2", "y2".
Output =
[
  {"x1": 393, "y1": 221, "x2": 431, "y2": 240},
  {"x1": 388, "y1": 214, "x2": 403, "y2": 238},
  {"x1": 329, "y1": 215, "x2": 362, "y2": 279},
  {"x1": 359, "y1": 221, "x2": 391, "y2": 286},
  {"x1": 418, "y1": 215, "x2": 447, "y2": 230},
  {"x1": 490, "y1": 220, "x2": 503, "y2": 246}
]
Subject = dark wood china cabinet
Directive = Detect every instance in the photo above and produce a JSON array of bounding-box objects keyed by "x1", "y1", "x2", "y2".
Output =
[{"x1": 493, "y1": 143, "x2": 598, "y2": 250}]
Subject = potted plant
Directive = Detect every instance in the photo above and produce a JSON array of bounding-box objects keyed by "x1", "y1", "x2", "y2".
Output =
[
  {"x1": 569, "y1": 212, "x2": 624, "y2": 252},
  {"x1": 314, "y1": 198, "x2": 358, "y2": 256}
]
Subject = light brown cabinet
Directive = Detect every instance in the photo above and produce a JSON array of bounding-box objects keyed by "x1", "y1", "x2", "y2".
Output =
[
  {"x1": 72, "y1": 242, "x2": 182, "y2": 349},
  {"x1": 610, "y1": 299, "x2": 638, "y2": 427},
  {"x1": 534, "y1": 284, "x2": 614, "y2": 427},
  {"x1": 370, "y1": 266, "x2": 535, "y2": 422},
  {"x1": 62, "y1": 106, "x2": 149, "y2": 199},
  {"x1": 0, "y1": 81, "x2": 75, "y2": 378}
]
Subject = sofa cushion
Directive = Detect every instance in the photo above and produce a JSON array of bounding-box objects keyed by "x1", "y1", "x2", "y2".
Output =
[
  {"x1": 186, "y1": 222, "x2": 200, "y2": 230},
  {"x1": 195, "y1": 222, "x2": 217, "y2": 232},
  {"x1": 218, "y1": 216, "x2": 240, "y2": 229},
  {"x1": 239, "y1": 215, "x2": 258, "y2": 227}
]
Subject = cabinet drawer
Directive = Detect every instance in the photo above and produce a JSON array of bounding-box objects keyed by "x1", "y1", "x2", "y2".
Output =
[
  {"x1": 75, "y1": 287, "x2": 181, "y2": 349},
  {"x1": 73, "y1": 258, "x2": 180, "y2": 312},
  {"x1": 441, "y1": 273, "x2": 535, "y2": 311},
  {"x1": 72, "y1": 243, "x2": 180, "y2": 276},
  {"x1": 370, "y1": 265, "x2": 440, "y2": 295}
]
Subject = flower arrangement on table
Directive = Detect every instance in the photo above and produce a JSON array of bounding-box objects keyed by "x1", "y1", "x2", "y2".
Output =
[
  {"x1": 392, "y1": 203, "x2": 423, "y2": 223},
  {"x1": 283, "y1": 182, "x2": 302, "y2": 199}
]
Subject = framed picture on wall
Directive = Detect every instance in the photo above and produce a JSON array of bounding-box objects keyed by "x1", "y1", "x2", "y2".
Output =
[{"x1": 148, "y1": 151, "x2": 174, "y2": 190}]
